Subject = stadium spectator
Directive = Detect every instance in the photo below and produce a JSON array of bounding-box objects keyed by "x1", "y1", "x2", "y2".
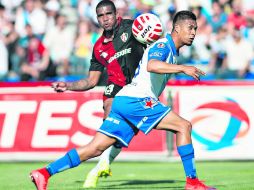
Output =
[
  {"x1": 44, "y1": 0, "x2": 60, "y2": 31},
  {"x1": 18, "y1": 24, "x2": 34, "y2": 48},
  {"x1": 20, "y1": 36, "x2": 56, "y2": 81},
  {"x1": 0, "y1": 4, "x2": 19, "y2": 80},
  {"x1": 78, "y1": 0, "x2": 100, "y2": 26},
  {"x1": 208, "y1": 26, "x2": 228, "y2": 76},
  {"x1": 14, "y1": 0, "x2": 47, "y2": 38},
  {"x1": 69, "y1": 19, "x2": 99, "y2": 76},
  {"x1": 113, "y1": 0, "x2": 131, "y2": 19},
  {"x1": 241, "y1": 16, "x2": 254, "y2": 48},
  {"x1": 0, "y1": 0, "x2": 23, "y2": 21},
  {"x1": 0, "y1": 38, "x2": 8, "y2": 80},
  {"x1": 207, "y1": 0, "x2": 228, "y2": 33},
  {"x1": 9, "y1": 44, "x2": 26, "y2": 80},
  {"x1": 133, "y1": 0, "x2": 158, "y2": 18},
  {"x1": 218, "y1": 27, "x2": 254, "y2": 79},
  {"x1": 190, "y1": 5, "x2": 212, "y2": 64},
  {"x1": 43, "y1": 14, "x2": 75, "y2": 76},
  {"x1": 227, "y1": 0, "x2": 247, "y2": 30}
]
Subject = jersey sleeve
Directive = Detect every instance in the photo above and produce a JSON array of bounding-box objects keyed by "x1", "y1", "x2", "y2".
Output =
[
  {"x1": 89, "y1": 51, "x2": 104, "y2": 72},
  {"x1": 148, "y1": 42, "x2": 170, "y2": 62}
]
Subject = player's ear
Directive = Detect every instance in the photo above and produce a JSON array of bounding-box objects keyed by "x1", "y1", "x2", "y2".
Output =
[
  {"x1": 116, "y1": 10, "x2": 119, "y2": 17},
  {"x1": 174, "y1": 24, "x2": 180, "y2": 33}
]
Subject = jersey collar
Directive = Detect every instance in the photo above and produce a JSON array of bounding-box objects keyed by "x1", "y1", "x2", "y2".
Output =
[{"x1": 166, "y1": 33, "x2": 179, "y2": 56}]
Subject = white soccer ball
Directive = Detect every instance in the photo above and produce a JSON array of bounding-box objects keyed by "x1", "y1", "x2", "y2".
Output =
[{"x1": 132, "y1": 13, "x2": 163, "y2": 44}]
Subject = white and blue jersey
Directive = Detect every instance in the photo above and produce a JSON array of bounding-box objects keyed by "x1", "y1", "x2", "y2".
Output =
[
  {"x1": 98, "y1": 34, "x2": 178, "y2": 147},
  {"x1": 117, "y1": 33, "x2": 178, "y2": 99}
]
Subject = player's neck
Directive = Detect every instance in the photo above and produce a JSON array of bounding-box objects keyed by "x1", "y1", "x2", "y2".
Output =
[{"x1": 171, "y1": 32, "x2": 183, "y2": 50}]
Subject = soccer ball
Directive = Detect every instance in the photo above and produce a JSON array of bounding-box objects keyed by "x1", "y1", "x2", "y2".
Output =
[{"x1": 132, "y1": 13, "x2": 163, "y2": 44}]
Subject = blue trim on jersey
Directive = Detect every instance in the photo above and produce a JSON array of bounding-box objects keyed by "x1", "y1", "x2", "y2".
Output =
[{"x1": 166, "y1": 33, "x2": 179, "y2": 56}]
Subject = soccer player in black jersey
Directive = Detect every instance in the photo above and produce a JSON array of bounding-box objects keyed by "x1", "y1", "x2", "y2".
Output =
[{"x1": 47, "y1": 0, "x2": 145, "y2": 188}]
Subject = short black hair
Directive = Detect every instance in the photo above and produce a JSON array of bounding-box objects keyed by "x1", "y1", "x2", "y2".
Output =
[
  {"x1": 96, "y1": 0, "x2": 116, "y2": 13},
  {"x1": 173, "y1": 10, "x2": 197, "y2": 28}
]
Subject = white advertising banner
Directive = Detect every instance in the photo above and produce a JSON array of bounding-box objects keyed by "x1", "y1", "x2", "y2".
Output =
[{"x1": 175, "y1": 86, "x2": 254, "y2": 160}]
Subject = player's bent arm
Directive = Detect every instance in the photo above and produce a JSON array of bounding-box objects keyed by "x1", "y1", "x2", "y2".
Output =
[
  {"x1": 147, "y1": 59, "x2": 205, "y2": 80},
  {"x1": 66, "y1": 71, "x2": 102, "y2": 91},
  {"x1": 147, "y1": 59, "x2": 185, "y2": 74}
]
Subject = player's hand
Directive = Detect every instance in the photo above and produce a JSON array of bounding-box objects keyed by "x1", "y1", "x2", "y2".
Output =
[
  {"x1": 51, "y1": 82, "x2": 68, "y2": 92},
  {"x1": 183, "y1": 66, "x2": 205, "y2": 80}
]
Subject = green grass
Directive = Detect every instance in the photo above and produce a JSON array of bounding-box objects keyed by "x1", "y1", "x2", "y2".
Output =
[{"x1": 0, "y1": 161, "x2": 254, "y2": 189}]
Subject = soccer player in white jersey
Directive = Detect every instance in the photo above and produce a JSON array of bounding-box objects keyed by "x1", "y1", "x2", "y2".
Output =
[{"x1": 30, "y1": 11, "x2": 216, "y2": 190}]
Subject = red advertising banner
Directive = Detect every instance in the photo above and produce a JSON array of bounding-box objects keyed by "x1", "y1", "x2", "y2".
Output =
[{"x1": 0, "y1": 83, "x2": 168, "y2": 160}]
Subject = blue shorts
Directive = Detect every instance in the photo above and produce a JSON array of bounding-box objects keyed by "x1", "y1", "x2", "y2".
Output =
[{"x1": 98, "y1": 96, "x2": 171, "y2": 147}]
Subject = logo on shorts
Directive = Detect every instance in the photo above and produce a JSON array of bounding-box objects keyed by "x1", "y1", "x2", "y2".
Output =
[
  {"x1": 104, "y1": 84, "x2": 114, "y2": 95},
  {"x1": 143, "y1": 98, "x2": 158, "y2": 109},
  {"x1": 120, "y1": 33, "x2": 128, "y2": 42},
  {"x1": 106, "y1": 117, "x2": 120, "y2": 124}
]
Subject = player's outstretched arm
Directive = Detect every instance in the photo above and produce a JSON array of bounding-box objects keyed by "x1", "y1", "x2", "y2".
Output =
[
  {"x1": 147, "y1": 59, "x2": 205, "y2": 80},
  {"x1": 51, "y1": 71, "x2": 102, "y2": 92}
]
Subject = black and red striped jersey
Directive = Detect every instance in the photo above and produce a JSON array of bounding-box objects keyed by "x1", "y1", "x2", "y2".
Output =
[{"x1": 89, "y1": 17, "x2": 146, "y2": 87}]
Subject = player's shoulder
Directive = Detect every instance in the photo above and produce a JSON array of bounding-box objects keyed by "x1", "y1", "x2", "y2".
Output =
[
  {"x1": 93, "y1": 36, "x2": 104, "y2": 51},
  {"x1": 120, "y1": 19, "x2": 133, "y2": 29},
  {"x1": 148, "y1": 37, "x2": 169, "y2": 51},
  {"x1": 121, "y1": 19, "x2": 134, "y2": 25}
]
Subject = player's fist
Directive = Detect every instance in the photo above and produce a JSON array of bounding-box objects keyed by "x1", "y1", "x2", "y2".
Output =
[{"x1": 51, "y1": 82, "x2": 68, "y2": 92}]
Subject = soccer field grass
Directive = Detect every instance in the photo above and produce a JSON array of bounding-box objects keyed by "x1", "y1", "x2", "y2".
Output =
[{"x1": 0, "y1": 161, "x2": 253, "y2": 190}]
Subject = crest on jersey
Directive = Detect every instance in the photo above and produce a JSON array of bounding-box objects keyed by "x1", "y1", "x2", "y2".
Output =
[
  {"x1": 157, "y1": 43, "x2": 165, "y2": 48},
  {"x1": 120, "y1": 33, "x2": 128, "y2": 42},
  {"x1": 100, "y1": 51, "x2": 108, "y2": 59}
]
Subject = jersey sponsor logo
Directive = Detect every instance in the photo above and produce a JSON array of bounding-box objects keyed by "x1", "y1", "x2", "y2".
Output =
[
  {"x1": 104, "y1": 84, "x2": 115, "y2": 95},
  {"x1": 108, "y1": 48, "x2": 132, "y2": 63},
  {"x1": 120, "y1": 32, "x2": 128, "y2": 42},
  {"x1": 150, "y1": 52, "x2": 163, "y2": 57}
]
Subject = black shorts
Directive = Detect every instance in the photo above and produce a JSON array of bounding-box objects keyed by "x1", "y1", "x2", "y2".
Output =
[{"x1": 103, "y1": 83, "x2": 123, "y2": 101}]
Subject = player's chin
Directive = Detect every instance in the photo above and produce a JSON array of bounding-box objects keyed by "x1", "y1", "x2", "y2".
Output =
[
  {"x1": 185, "y1": 41, "x2": 193, "y2": 46},
  {"x1": 104, "y1": 26, "x2": 113, "y2": 31}
]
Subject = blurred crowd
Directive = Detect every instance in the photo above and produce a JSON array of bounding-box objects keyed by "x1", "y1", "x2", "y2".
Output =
[{"x1": 0, "y1": 0, "x2": 254, "y2": 82}]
